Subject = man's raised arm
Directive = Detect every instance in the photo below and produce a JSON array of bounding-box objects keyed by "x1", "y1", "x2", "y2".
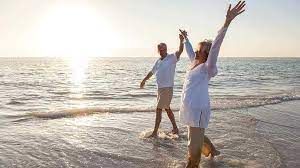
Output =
[{"x1": 175, "y1": 34, "x2": 185, "y2": 60}]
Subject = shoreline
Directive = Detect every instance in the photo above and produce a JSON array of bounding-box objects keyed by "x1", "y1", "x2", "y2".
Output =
[{"x1": 244, "y1": 100, "x2": 300, "y2": 168}]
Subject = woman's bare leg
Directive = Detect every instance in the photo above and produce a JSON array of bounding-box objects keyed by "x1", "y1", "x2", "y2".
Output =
[
  {"x1": 186, "y1": 127, "x2": 205, "y2": 168},
  {"x1": 204, "y1": 135, "x2": 220, "y2": 157}
]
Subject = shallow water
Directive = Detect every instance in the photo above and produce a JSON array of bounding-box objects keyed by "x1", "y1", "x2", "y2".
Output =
[
  {"x1": 0, "y1": 57, "x2": 299, "y2": 167},
  {"x1": 0, "y1": 109, "x2": 284, "y2": 168},
  {"x1": 247, "y1": 101, "x2": 300, "y2": 168}
]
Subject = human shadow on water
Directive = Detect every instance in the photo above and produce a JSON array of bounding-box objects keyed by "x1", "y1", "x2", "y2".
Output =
[
  {"x1": 170, "y1": 156, "x2": 248, "y2": 168},
  {"x1": 201, "y1": 157, "x2": 249, "y2": 168}
]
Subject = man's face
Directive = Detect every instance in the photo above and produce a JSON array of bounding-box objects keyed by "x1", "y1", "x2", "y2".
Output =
[{"x1": 157, "y1": 43, "x2": 167, "y2": 57}]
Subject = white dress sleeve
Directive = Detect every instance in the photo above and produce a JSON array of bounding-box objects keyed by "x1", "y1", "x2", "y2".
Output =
[
  {"x1": 184, "y1": 39, "x2": 196, "y2": 62},
  {"x1": 207, "y1": 27, "x2": 228, "y2": 78}
]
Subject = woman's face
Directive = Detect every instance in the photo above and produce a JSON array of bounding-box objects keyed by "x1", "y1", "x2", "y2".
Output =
[
  {"x1": 197, "y1": 42, "x2": 210, "y2": 55},
  {"x1": 195, "y1": 43, "x2": 210, "y2": 62}
]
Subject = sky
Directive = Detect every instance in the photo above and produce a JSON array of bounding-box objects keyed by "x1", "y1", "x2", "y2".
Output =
[{"x1": 0, "y1": 0, "x2": 299, "y2": 57}]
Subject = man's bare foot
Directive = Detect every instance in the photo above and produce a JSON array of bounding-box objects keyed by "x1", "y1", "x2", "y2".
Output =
[
  {"x1": 147, "y1": 132, "x2": 158, "y2": 138},
  {"x1": 211, "y1": 149, "x2": 220, "y2": 158},
  {"x1": 171, "y1": 128, "x2": 179, "y2": 134}
]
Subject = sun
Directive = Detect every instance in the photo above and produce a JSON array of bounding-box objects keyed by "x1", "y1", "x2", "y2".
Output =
[
  {"x1": 36, "y1": 4, "x2": 119, "y2": 86},
  {"x1": 37, "y1": 4, "x2": 118, "y2": 57}
]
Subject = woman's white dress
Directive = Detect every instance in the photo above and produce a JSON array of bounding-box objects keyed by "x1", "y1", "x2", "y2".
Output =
[{"x1": 179, "y1": 27, "x2": 228, "y2": 128}]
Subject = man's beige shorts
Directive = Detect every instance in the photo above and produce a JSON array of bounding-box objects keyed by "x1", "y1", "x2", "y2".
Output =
[{"x1": 157, "y1": 87, "x2": 173, "y2": 109}]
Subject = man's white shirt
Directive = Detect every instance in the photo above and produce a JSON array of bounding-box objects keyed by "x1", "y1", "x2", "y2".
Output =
[{"x1": 151, "y1": 53, "x2": 179, "y2": 88}]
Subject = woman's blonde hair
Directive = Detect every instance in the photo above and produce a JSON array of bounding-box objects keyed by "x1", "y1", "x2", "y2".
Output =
[{"x1": 198, "y1": 39, "x2": 213, "y2": 58}]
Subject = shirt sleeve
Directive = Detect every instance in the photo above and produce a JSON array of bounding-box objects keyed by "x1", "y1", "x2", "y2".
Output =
[
  {"x1": 184, "y1": 39, "x2": 196, "y2": 62},
  {"x1": 171, "y1": 53, "x2": 179, "y2": 64},
  {"x1": 207, "y1": 27, "x2": 228, "y2": 78},
  {"x1": 151, "y1": 60, "x2": 159, "y2": 74}
]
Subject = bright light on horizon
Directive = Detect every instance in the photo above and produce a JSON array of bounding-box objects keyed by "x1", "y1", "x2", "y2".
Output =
[
  {"x1": 0, "y1": 1, "x2": 299, "y2": 57},
  {"x1": 37, "y1": 4, "x2": 118, "y2": 57}
]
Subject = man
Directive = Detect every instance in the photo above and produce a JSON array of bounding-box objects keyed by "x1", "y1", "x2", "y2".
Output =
[{"x1": 140, "y1": 33, "x2": 184, "y2": 137}]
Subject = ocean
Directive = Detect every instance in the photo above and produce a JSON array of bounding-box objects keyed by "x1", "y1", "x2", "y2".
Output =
[{"x1": 0, "y1": 57, "x2": 299, "y2": 168}]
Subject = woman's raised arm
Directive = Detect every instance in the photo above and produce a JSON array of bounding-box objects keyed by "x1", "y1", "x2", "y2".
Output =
[
  {"x1": 180, "y1": 29, "x2": 196, "y2": 62},
  {"x1": 207, "y1": 1, "x2": 246, "y2": 78}
]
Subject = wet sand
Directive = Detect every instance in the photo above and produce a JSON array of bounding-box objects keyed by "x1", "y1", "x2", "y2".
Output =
[
  {"x1": 0, "y1": 101, "x2": 299, "y2": 168},
  {"x1": 245, "y1": 100, "x2": 300, "y2": 168}
]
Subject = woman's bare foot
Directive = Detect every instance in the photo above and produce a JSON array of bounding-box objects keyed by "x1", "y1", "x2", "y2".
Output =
[
  {"x1": 171, "y1": 128, "x2": 179, "y2": 134},
  {"x1": 211, "y1": 149, "x2": 220, "y2": 158}
]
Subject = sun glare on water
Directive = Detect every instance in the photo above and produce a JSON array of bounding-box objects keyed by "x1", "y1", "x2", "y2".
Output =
[{"x1": 69, "y1": 56, "x2": 89, "y2": 85}]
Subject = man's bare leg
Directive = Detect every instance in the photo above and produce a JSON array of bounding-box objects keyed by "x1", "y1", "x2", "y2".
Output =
[
  {"x1": 148, "y1": 108, "x2": 162, "y2": 137},
  {"x1": 165, "y1": 108, "x2": 179, "y2": 134}
]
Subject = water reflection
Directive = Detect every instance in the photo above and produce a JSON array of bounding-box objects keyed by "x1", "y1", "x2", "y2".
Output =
[
  {"x1": 68, "y1": 56, "x2": 89, "y2": 108},
  {"x1": 70, "y1": 56, "x2": 89, "y2": 85}
]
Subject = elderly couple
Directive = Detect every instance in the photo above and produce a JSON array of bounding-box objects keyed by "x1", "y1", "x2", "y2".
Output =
[{"x1": 140, "y1": 1, "x2": 246, "y2": 167}]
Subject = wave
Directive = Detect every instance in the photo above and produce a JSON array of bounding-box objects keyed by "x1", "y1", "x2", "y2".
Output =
[
  {"x1": 30, "y1": 108, "x2": 109, "y2": 119},
  {"x1": 211, "y1": 94, "x2": 300, "y2": 110},
  {"x1": 69, "y1": 94, "x2": 156, "y2": 101},
  {"x1": 3, "y1": 93, "x2": 299, "y2": 122},
  {"x1": 4, "y1": 107, "x2": 157, "y2": 121},
  {"x1": 6, "y1": 100, "x2": 25, "y2": 105},
  {"x1": 49, "y1": 91, "x2": 71, "y2": 95},
  {"x1": 255, "y1": 118, "x2": 300, "y2": 130},
  {"x1": 69, "y1": 96, "x2": 132, "y2": 100},
  {"x1": 123, "y1": 93, "x2": 156, "y2": 98}
]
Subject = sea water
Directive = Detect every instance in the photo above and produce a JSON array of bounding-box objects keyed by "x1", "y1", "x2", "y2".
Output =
[{"x1": 0, "y1": 57, "x2": 299, "y2": 167}]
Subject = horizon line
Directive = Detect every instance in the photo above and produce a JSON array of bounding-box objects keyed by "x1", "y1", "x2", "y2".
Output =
[{"x1": 0, "y1": 56, "x2": 299, "y2": 58}]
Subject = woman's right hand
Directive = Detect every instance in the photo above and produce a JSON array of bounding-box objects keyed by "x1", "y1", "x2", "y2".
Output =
[
  {"x1": 224, "y1": 1, "x2": 246, "y2": 27},
  {"x1": 179, "y1": 29, "x2": 188, "y2": 39}
]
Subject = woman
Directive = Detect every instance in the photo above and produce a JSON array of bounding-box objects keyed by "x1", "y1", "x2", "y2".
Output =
[{"x1": 179, "y1": 1, "x2": 246, "y2": 167}]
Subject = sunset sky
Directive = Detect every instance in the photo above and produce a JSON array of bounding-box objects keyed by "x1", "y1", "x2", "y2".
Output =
[{"x1": 0, "y1": 0, "x2": 299, "y2": 57}]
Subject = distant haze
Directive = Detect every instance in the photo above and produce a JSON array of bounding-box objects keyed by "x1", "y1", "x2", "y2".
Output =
[{"x1": 0, "y1": 0, "x2": 299, "y2": 57}]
